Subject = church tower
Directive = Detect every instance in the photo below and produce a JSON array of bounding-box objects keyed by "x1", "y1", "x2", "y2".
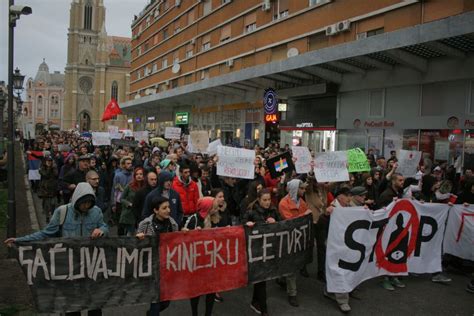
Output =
[{"x1": 64, "y1": 0, "x2": 130, "y2": 131}]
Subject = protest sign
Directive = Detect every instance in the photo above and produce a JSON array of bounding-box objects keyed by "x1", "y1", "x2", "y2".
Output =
[
  {"x1": 133, "y1": 131, "x2": 149, "y2": 143},
  {"x1": 164, "y1": 127, "x2": 182, "y2": 140},
  {"x1": 122, "y1": 129, "x2": 133, "y2": 138},
  {"x1": 443, "y1": 204, "x2": 474, "y2": 261},
  {"x1": 111, "y1": 139, "x2": 139, "y2": 147},
  {"x1": 207, "y1": 139, "x2": 222, "y2": 156},
  {"x1": 246, "y1": 215, "x2": 313, "y2": 283},
  {"x1": 347, "y1": 148, "x2": 371, "y2": 173},
  {"x1": 15, "y1": 237, "x2": 158, "y2": 313},
  {"x1": 326, "y1": 199, "x2": 449, "y2": 293},
  {"x1": 314, "y1": 151, "x2": 349, "y2": 182},
  {"x1": 217, "y1": 146, "x2": 255, "y2": 179},
  {"x1": 108, "y1": 126, "x2": 121, "y2": 139},
  {"x1": 265, "y1": 151, "x2": 294, "y2": 179},
  {"x1": 189, "y1": 131, "x2": 209, "y2": 153},
  {"x1": 159, "y1": 226, "x2": 247, "y2": 301},
  {"x1": 397, "y1": 150, "x2": 422, "y2": 178},
  {"x1": 92, "y1": 132, "x2": 111, "y2": 146},
  {"x1": 292, "y1": 146, "x2": 312, "y2": 174}
]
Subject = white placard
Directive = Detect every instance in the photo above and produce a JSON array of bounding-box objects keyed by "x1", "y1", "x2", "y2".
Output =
[
  {"x1": 108, "y1": 126, "x2": 121, "y2": 139},
  {"x1": 292, "y1": 146, "x2": 312, "y2": 174},
  {"x1": 165, "y1": 127, "x2": 182, "y2": 140},
  {"x1": 217, "y1": 145, "x2": 255, "y2": 179},
  {"x1": 133, "y1": 131, "x2": 149, "y2": 143},
  {"x1": 397, "y1": 149, "x2": 422, "y2": 178},
  {"x1": 207, "y1": 139, "x2": 222, "y2": 155},
  {"x1": 189, "y1": 131, "x2": 209, "y2": 153},
  {"x1": 313, "y1": 151, "x2": 349, "y2": 182},
  {"x1": 122, "y1": 129, "x2": 133, "y2": 137},
  {"x1": 92, "y1": 132, "x2": 111, "y2": 146},
  {"x1": 327, "y1": 200, "x2": 450, "y2": 293}
]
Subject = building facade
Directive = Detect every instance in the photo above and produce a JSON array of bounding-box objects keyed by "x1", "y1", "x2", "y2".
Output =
[
  {"x1": 22, "y1": 59, "x2": 65, "y2": 134},
  {"x1": 63, "y1": 0, "x2": 131, "y2": 131},
  {"x1": 125, "y1": 0, "x2": 474, "y2": 168}
]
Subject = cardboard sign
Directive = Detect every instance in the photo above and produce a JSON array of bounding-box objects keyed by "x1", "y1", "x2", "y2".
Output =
[
  {"x1": 266, "y1": 151, "x2": 295, "y2": 179},
  {"x1": 314, "y1": 151, "x2": 349, "y2": 182},
  {"x1": 326, "y1": 200, "x2": 449, "y2": 293},
  {"x1": 164, "y1": 127, "x2": 182, "y2": 140},
  {"x1": 159, "y1": 226, "x2": 247, "y2": 301},
  {"x1": 207, "y1": 139, "x2": 222, "y2": 156},
  {"x1": 347, "y1": 148, "x2": 371, "y2": 173},
  {"x1": 397, "y1": 150, "x2": 422, "y2": 178},
  {"x1": 108, "y1": 126, "x2": 121, "y2": 140},
  {"x1": 121, "y1": 129, "x2": 134, "y2": 138},
  {"x1": 15, "y1": 237, "x2": 158, "y2": 313},
  {"x1": 217, "y1": 146, "x2": 255, "y2": 179},
  {"x1": 133, "y1": 131, "x2": 149, "y2": 143},
  {"x1": 247, "y1": 215, "x2": 313, "y2": 284},
  {"x1": 92, "y1": 132, "x2": 111, "y2": 146},
  {"x1": 189, "y1": 131, "x2": 209, "y2": 153},
  {"x1": 292, "y1": 146, "x2": 312, "y2": 174}
]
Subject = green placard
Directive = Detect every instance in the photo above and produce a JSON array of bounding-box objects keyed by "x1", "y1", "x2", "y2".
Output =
[
  {"x1": 175, "y1": 112, "x2": 189, "y2": 125},
  {"x1": 347, "y1": 148, "x2": 371, "y2": 173}
]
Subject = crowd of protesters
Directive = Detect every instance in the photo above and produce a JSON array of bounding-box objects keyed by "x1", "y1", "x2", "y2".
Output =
[{"x1": 4, "y1": 129, "x2": 474, "y2": 315}]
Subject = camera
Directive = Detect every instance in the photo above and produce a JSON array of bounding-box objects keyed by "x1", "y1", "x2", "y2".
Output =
[{"x1": 9, "y1": 5, "x2": 32, "y2": 16}]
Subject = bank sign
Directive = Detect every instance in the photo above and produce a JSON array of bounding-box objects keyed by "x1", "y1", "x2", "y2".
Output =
[{"x1": 175, "y1": 112, "x2": 189, "y2": 125}]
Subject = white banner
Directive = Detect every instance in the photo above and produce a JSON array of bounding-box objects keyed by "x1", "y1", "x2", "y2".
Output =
[
  {"x1": 326, "y1": 199, "x2": 450, "y2": 293},
  {"x1": 165, "y1": 127, "x2": 182, "y2": 140},
  {"x1": 207, "y1": 139, "x2": 222, "y2": 156},
  {"x1": 292, "y1": 146, "x2": 312, "y2": 174},
  {"x1": 108, "y1": 126, "x2": 121, "y2": 139},
  {"x1": 314, "y1": 151, "x2": 349, "y2": 182},
  {"x1": 133, "y1": 131, "x2": 149, "y2": 143},
  {"x1": 217, "y1": 146, "x2": 255, "y2": 179},
  {"x1": 92, "y1": 132, "x2": 111, "y2": 146},
  {"x1": 189, "y1": 131, "x2": 209, "y2": 153},
  {"x1": 122, "y1": 129, "x2": 133, "y2": 138},
  {"x1": 397, "y1": 150, "x2": 422, "y2": 178},
  {"x1": 443, "y1": 204, "x2": 474, "y2": 261}
]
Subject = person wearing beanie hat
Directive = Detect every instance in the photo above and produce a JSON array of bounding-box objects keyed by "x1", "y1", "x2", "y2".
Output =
[
  {"x1": 349, "y1": 186, "x2": 368, "y2": 207},
  {"x1": 182, "y1": 196, "x2": 219, "y2": 316}
]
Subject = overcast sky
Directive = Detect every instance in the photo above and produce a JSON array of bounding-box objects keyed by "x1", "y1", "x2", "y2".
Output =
[{"x1": 0, "y1": 0, "x2": 149, "y2": 86}]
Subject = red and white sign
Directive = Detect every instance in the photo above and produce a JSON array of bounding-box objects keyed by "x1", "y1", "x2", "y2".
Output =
[
  {"x1": 443, "y1": 204, "x2": 474, "y2": 261},
  {"x1": 159, "y1": 226, "x2": 248, "y2": 301}
]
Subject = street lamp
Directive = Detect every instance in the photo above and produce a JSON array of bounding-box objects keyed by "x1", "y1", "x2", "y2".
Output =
[
  {"x1": 13, "y1": 68, "x2": 25, "y2": 120},
  {"x1": 7, "y1": 1, "x2": 32, "y2": 257},
  {"x1": 0, "y1": 88, "x2": 6, "y2": 154}
]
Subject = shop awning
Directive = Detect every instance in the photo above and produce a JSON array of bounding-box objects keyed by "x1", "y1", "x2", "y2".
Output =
[{"x1": 122, "y1": 11, "x2": 474, "y2": 116}]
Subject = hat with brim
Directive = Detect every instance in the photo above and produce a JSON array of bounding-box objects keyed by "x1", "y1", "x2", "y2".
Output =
[
  {"x1": 350, "y1": 186, "x2": 368, "y2": 196},
  {"x1": 78, "y1": 154, "x2": 91, "y2": 161}
]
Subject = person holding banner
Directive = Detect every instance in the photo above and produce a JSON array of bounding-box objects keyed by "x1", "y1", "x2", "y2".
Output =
[
  {"x1": 182, "y1": 197, "x2": 219, "y2": 316},
  {"x1": 136, "y1": 196, "x2": 178, "y2": 316},
  {"x1": 243, "y1": 188, "x2": 280, "y2": 316},
  {"x1": 278, "y1": 179, "x2": 312, "y2": 307}
]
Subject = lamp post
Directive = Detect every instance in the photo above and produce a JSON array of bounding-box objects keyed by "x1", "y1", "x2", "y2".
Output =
[
  {"x1": 7, "y1": 1, "x2": 31, "y2": 257},
  {"x1": 0, "y1": 87, "x2": 6, "y2": 154}
]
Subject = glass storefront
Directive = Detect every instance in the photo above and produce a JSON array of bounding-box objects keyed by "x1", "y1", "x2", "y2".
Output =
[{"x1": 280, "y1": 130, "x2": 336, "y2": 152}]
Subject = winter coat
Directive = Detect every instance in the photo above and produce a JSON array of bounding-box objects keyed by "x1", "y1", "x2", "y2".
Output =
[
  {"x1": 111, "y1": 168, "x2": 132, "y2": 205},
  {"x1": 172, "y1": 175, "x2": 199, "y2": 216},
  {"x1": 137, "y1": 214, "x2": 178, "y2": 236},
  {"x1": 38, "y1": 167, "x2": 58, "y2": 198},
  {"x1": 279, "y1": 179, "x2": 308, "y2": 220},
  {"x1": 133, "y1": 185, "x2": 155, "y2": 223},
  {"x1": 16, "y1": 182, "x2": 108, "y2": 241},
  {"x1": 119, "y1": 184, "x2": 138, "y2": 225},
  {"x1": 242, "y1": 203, "x2": 280, "y2": 225}
]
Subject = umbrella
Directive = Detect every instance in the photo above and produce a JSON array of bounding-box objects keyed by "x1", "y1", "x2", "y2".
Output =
[{"x1": 150, "y1": 137, "x2": 169, "y2": 148}]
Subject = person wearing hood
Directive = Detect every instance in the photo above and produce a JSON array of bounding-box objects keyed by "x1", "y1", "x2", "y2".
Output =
[
  {"x1": 172, "y1": 163, "x2": 199, "y2": 223},
  {"x1": 160, "y1": 158, "x2": 176, "y2": 177},
  {"x1": 5, "y1": 182, "x2": 108, "y2": 242},
  {"x1": 136, "y1": 196, "x2": 177, "y2": 316},
  {"x1": 278, "y1": 179, "x2": 312, "y2": 308},
  {"x1": 142, "y1": 171, "x2": 183, "y2": 226},
  {"x1": 182, "y1": 197, "x2": 219, "y2": 316}
]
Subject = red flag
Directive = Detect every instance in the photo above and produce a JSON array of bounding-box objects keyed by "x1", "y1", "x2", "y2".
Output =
[{"x1": 101, "y1": 98, "x2": 122, "y2": 122}]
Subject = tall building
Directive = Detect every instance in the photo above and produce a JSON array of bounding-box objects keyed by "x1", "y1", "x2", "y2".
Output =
[
  {"x1": 125, "y1": 0, "x2": 474, "y2": 169},
  {"x1": 63, "y1": 0, "x2": 131, "y2": 131},
  {"x1": 23, "y1": 59, "x2": 65, "y2": 134}
]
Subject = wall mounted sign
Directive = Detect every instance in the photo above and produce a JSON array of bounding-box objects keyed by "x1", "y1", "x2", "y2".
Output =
[
  {"x1": 263, "y1": 88, "x2": 277, "y2": 115},
  {"x1": 175, "y1": 112, "x2": 189, "y2": 125}
]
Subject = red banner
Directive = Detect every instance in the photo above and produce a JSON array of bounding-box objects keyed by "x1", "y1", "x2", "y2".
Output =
[{"x1": 159, "y1": 226, "x2": 248, "y2": 301}]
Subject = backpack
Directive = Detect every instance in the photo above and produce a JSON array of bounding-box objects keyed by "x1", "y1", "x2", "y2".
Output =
[{"x1": 55, "y1": 205, "x2": 69, "y2": 237}]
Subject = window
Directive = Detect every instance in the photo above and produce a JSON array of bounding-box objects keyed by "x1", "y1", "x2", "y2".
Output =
[
  {"x1": 163, "y1": 28, "x2": 169, "y2": 40},
  {"x1": 123, "y1": 47, "x2": 128, "y2": 56},
  {"x1": 84, "y1": 0, "x2": 92, "y2": 30},
  {"x1": 163, "y1": 0, "x2": 169, "y2": 10},
  {"x1": 244, "y1": 12, "x2": 257, "y2": 33},
  {"x1": 153, "y1": 34, "x2": 159, "y2": 45},
  {"x1": 222, "y1": 0, "x2": 231, "y2": 3},
  {"x1": 111, "y1": 81, "x2": 118, "y2": 100},
  {"x1": 144, "y1": 42, "x2": 149, "y2": 51},
  {"x1": 186, "y1": 44, "x2": 193, "y2": 58},
  {"x1": 152, "y1": 63, "x2": 158, "y2": 73},
  {"x1": 137, "y1": 70, "x2": 142, "y2": 80},
  {"x1": 138, "y1": 46, "x2": 142, "y2": 55},
  {"x1": 37, "y1": 106, "x2": 43, "y2": 117},
  {"x1": 203, "y1": 0, "x2": 212, "y2": 15},
  {"x1": 50, "y1": 109, "x2": 59, "y2": 118},
  {"x1": 162, "y1": 58, "x2": 168, "y2": 68},
  {"x1": 37, "y1": 95, "x2": 43, "y2": 105},
  {"x1": 220, "y1": 24, "x2": 231, "y2": 42},
  {"x1": 173, "y1": 51, "x2": 179, "y2": 64},
  {"x1": 171, "y1": 79, "x2": 179, "y2": 89},
  {"x1": 201, "y1": 69, "x2": 209, "y2": 80},
  {"x1": 202, "y1": 34, "x2": 211, "y2": 51},
  {"x1": 309, "y1": 0, "x2": 325, "y2": 5},
  {"x1": 51, "y1": 95, "x2": 59, "y2": 105},
  {"x1": 188, "y1": 9, "x2": 195, "y2": 24},
  {"x1": 184, "y1": 74, "x2": 193, "y2": 84},
  {"x1": 273, "y1": 0, "x2": 289, "y2": 20},
  {"x1": 146, "y1": 16, "x2": 151, "y2": 27},
  {"x1": 367, "y1": 28, "x2": 384, "y2": 37}
]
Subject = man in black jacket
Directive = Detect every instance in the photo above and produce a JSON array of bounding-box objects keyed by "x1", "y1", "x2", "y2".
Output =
[
  {"x1": 133, "y1": 171, "x2": 157, "y2": 223},
  {"x1": 63, "y1": 154, "x2": 91, "y2": 202}
]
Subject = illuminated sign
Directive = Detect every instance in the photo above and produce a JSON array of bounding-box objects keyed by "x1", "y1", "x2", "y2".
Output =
[
  {"x1": 265, "y1": 114, "x2": 278, "y2": 123},
  {"x1": 175, "y1": 112, "x2": 189, "y2": 125}
]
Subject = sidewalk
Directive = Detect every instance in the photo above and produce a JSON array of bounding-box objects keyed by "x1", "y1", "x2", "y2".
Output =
[{"x1": 0, "y1": 143, "x2": 35, "y2": 315}]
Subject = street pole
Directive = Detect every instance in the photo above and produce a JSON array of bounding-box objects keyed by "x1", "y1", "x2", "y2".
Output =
[{"x1": 7, "y1": 0, "x2": 16, "y2": 256}]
